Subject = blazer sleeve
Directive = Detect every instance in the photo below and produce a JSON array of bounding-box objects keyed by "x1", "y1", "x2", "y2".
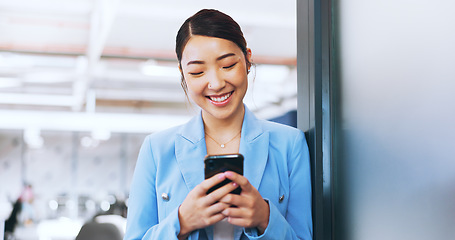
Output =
[
  {"x1": 123, "y1": 136, "x2": 182, "y2": 240},
  {"x1": 244, "y1": 130, "x2": 313, "y2": 240}
]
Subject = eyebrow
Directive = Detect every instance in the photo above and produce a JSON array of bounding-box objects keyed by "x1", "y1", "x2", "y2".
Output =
[
  {"x1": 216, "y1": 53, "x2": 236, "y2": 61},
  {"x1": 186, "y1": 53, "x2": 236, "y2": 66}
]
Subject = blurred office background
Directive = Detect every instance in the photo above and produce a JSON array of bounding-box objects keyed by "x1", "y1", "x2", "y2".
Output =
[
  {"x1": 0, "y1": 0, "x2": 298, "y2": 239},
  {"x1": 3, "y1": 0, "x2": 455, "y2": 240}
]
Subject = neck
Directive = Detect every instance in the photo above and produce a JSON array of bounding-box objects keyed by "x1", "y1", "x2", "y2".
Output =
[{"x1": 203, "y1": 105, "x2": 245, "y2": 136}]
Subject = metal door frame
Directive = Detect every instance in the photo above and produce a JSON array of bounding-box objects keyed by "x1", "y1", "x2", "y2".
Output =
[{"x1": 296, "y1": 0, "x2": 334, "y2": 239}]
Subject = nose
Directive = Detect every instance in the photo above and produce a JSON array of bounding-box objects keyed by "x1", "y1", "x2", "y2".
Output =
[{"x1": 207, "y1": 69, "x2": 225, "y2": 90}]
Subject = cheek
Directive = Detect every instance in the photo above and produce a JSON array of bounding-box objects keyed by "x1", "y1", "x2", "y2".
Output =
[
  {"x1": 228, "y1": 70, "x2": 248, "y2": 87},
  {"x1": 185, "y1": 78, "x2": 205, "y2": 95}
]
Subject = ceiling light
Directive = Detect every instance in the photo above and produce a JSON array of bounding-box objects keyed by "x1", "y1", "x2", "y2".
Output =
[{"x1": 140, "y1": 60, "x2": 180, "y2": 78}]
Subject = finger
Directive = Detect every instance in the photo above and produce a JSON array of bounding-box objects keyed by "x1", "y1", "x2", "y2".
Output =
[
  {"x1": 218, "y1": 193, "x2": 243, "y2": 207},
  {"x1": 208, "y1": 181, "x2": 239, "y2": 200},
  {"x1": 224, "y1": 171, "x2": 252, "y2": 191},
  {"x1": 221, "y1": 206, "x2": 249, "y2": 218},
  {"x1": 226, "y1": 217, "x2": 254, "y2": 228},
  {"x1": 206, "y1": 201, "x2": 230, "y2": 216},
  {"x1": 195, "y1": 173, "x2": 226, "y2": 196}
]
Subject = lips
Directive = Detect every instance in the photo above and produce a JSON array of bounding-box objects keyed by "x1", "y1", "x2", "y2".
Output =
[
  {"x1": 209, "y1": 92, "x2": 231, "y2": 102},
  {"x1": 207, "y1": 91, "x2": 233, "y2": 105}
]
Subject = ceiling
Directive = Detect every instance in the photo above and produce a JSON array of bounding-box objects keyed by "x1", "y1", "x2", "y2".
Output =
[{"x1": 0, "y1": 0, "x2": 298, "y2": 136}]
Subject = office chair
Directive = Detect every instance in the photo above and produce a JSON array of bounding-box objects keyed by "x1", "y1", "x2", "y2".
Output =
[{"x1": 75, "y1": 221, "x2": 122, "y2": 240}]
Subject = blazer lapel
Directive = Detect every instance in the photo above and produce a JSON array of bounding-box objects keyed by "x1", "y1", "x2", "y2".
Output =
[
  {"x1": 175, "y1": 112, "x2": 207, "y2": 192},
  {"x1": 175, "y1": 113, "x2": 214, "y2": 240},
  {"x1": 239, "y1": 107, "x2": 269, "y2": 192},
  {"x1": 175, "y1": 107, "x2": 269, "y2": 240}
]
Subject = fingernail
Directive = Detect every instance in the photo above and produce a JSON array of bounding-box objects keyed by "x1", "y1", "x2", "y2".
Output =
[{"x1": 232, "y1": 182, "x2": 238, "y2": 187}]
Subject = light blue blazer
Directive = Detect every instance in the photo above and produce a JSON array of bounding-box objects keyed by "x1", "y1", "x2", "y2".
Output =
[{"x1": 124, "y1": 107, "x2": 313, "y2": 240}]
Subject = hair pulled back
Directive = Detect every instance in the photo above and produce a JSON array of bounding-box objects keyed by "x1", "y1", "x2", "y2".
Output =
[{"x1": 176, "y1": 9, "x2": 249, "y2": 66}]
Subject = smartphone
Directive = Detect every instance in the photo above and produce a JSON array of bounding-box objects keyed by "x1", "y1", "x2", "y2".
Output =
[{"x1": 204, "y1": 153, "x2": 244, "y2": 195}]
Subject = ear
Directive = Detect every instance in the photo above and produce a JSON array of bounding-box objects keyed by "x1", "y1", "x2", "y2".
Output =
[{"x1": 246, "y1": 48, "x2": 252, "y2": 65}]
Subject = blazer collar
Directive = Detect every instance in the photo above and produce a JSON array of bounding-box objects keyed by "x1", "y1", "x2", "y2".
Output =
[
  {"x1": 239, "y1": 106, "x2": 269, "y2": 191},
  {"x1": 175, "y1": 106, "x2": 269, "y2": 240},
  {"x1": 175, "y1": 106, "x2": 269, "y2": 191},
  {"x1": 175, "y1": 111, "x2": 207, "y2": 192}
]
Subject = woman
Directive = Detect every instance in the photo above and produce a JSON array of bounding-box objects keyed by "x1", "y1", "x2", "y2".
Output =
[{"x1": 124, "y1": 9, "x2": 312, "y2": 240}]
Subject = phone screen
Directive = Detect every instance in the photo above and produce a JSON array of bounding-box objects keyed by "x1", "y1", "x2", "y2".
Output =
[{"x1": 204, "y1": 154, "x2": 244, "y2": 194}]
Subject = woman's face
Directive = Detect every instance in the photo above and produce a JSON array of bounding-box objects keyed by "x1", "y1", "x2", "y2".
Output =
[{"x1": 180, "y1": 35, "x2": 251, "y2": 121}]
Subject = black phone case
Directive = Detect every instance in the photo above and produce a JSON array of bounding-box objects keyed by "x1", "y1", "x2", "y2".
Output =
[{"x1": 204, "y1": 154, "x2": 244, "y2": 194}]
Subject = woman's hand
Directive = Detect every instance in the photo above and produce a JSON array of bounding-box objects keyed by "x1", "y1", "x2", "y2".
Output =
[
  {"x1": 178, "y1": 173, "x2": 239, "y2": 239},
  {"x1": 219, "y1": 171, "x2": 270, "y2": 235}
]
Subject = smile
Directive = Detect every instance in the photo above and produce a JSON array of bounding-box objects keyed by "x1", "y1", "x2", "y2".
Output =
[{"x1": 208, "y1": 91, "x2": 233, "y2": 102}]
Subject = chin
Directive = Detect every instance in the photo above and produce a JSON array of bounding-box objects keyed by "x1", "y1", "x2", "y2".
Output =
[{"x1": 213, "y1": 105, "x2": 244, "y2": 120}]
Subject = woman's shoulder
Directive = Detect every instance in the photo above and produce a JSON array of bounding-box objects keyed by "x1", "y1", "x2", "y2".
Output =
[
  {"x1": 260, "y1": 119, "x2": 304, "y2": 137},
  {"x1": 256, "y1": 119, "x2": 308, "y2": 153},
  {"x1": 142, "y1": 124, "x2": 184, "y2": 146}
]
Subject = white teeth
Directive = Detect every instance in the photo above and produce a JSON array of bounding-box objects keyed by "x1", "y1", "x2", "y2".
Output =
[{"x1": 210, "y1": 92, "x2": 231, "y2": 102}]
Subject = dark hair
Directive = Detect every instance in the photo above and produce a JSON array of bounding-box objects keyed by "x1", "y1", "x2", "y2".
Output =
[{"x1": 175, "y1": 9, "x2": 251, "y2": 93}]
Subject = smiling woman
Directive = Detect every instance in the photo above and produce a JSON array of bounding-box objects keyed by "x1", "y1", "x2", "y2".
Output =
[
  {"x1": 124, "y1": 9, "x2": 312, "y2": 240},
  {"x1": 180, "y1": 36, "x2": 250, "y2": 124}
]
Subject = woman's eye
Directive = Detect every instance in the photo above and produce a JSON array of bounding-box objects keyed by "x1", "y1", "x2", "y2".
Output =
[
  {"x1": 223, "y1": 63, "x2": 237, "y2": 69},
  {"x1": 189, "y1": 72, "x2": 203, "y2": 76}
]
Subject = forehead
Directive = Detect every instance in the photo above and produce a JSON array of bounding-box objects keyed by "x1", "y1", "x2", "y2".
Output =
[{"x1": 181, "y1": 36, "x2": 243, "y2": 63}]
